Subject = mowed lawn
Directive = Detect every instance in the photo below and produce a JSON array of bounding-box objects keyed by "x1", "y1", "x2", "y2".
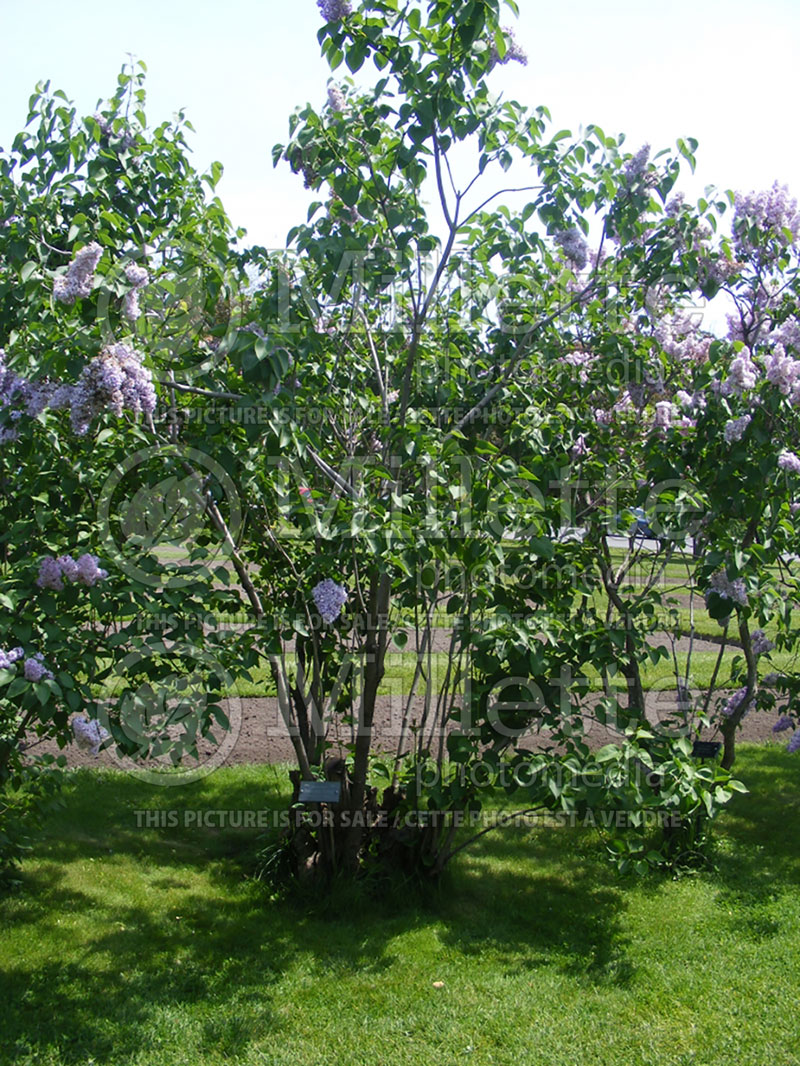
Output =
[{"x1": 0, "y1": 746, "x2": 798, "y2": 1066}]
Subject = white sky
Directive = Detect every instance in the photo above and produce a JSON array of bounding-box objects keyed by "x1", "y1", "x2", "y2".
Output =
[{"x1": 1, "y1": 0, "x2": 798, "y2": 249}]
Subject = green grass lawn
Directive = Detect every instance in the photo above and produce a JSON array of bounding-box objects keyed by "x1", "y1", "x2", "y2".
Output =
[
  {"x1": 1, "y1": 746, "x2": 798, "y2": 1066},
  {"x1": 225, "y1": 646, "x2": 798, "y2": 699}
]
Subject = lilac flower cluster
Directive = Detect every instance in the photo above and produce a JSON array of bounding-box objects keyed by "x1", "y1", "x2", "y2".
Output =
[
  {"x1": 666, "y1": 193, "x2": 685, "y2": 217},
  {"x1": 489, "y1": 26, "x2": 528, "y2": 68},
  {"x1": 773, "y1": 714, "x2": 794, "y2": 733},
  {"x1": 70, "y1": 343, "x2": 156, "y2": 435},
  {"x1": 654, "y1": 315, "x2": 712, "y2": 365},
  {"x1": 554, "y1": 228, "x2": 588, "y2": 271},
  {"x1": 721, "y1": 686, "x2": 751, "y2": 718},
  {"x1": 623, "y1": 144, "x2": 650, "y2": 185},
  {"x1": 0, "y1": 348, "x2": 23, "y2": 442},
  {"x1": 773, "y1": 319, "x2": 800, "y2": 353},
  {"x1": 92, "y1": 112, "x2": 112, "y2": 136},
  {"x1": 317, "y1": 0, "x2": 352, "y2": 20},
  {"x1": 751, "y1": 629, "x2": 773, "y2": 655},
  {"x1": 123, "y1": 262, "x2": 149, "y2": 323},
  {"x1": 571, "y1": 433, "x2": 588, "y2": 459},
  {"x1": 0, "y1": 349, "x2": 76, "y2": 441},
  {"x1": 778, "y1": 451, "x2": 800, "y2": 475},
  {"x1": 733, "y1": 182, "x2": 800, "y2": 258},
  {"x1": 2, "y1": 342, "x2": 156, "y2": 439},
  {"x1": 53, "y1": 242, "x2": 103, "y2": 305},
  {"x1": 327, "y1": 85, "x2": 346, "y2": 113},
  {"x1": 71, "y1": 715, "x2": 111, "y2": 756},
  {"x1": 706, "y1": 570, "x2": 748, "y2": 608},
  {"x1": 765, "y1": 344, "x2": 800, "y2": 400},
  {"x1": 725, "y1": 351, "x2": 759, "y2": 394},
  {"x1": 1, "y1": 644, "x2": 55, "y2": 683},
  {"x1": 559, "y1": 350, "x2": 597, "y2": 383},
  {"x1": 675, "y1": 389, "x2": 707, "y2": 415},
  {"x1": 312, "y1": 578, "x2": 348, "y2": 623},
  {"x1": 788, "y1": 729, "x2": 800, "y2": 754},
  {"x1": 36, "y1": 553, "x2": 108, "y2": 591},
  {"x1": 698, "y1": 249, "x2": 742, "y2": 289},
  {"x1": 24, "y1": 653, "x2": 53, "y2": 682},
  {"x1": 723, "y1": 414, "x2": 751, "y2": 444},
  {"x1": 0, "y1": 646, "x2": 24, "y2": 670}
]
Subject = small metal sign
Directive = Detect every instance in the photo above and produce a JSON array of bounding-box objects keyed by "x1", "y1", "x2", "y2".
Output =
[
  {"x1": 298, "y1": 780, "x2": 342, "y2": 804},
  {"x1": 691, "y1": 741, "x2": 722, "y2": 759}
]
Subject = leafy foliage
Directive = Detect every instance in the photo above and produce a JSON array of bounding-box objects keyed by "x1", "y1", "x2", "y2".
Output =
[{"x1": 2, "y1": 6, "x2": 800, "y2": 880}]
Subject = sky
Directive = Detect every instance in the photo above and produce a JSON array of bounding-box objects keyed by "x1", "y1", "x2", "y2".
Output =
[{"x1": 1, "y1": 0, "x2": 798, "y2": 249}]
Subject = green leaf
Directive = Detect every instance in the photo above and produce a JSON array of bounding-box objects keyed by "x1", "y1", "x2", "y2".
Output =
[{"x1": 528, "y1": 536, "x2": 554, "y2": 561}]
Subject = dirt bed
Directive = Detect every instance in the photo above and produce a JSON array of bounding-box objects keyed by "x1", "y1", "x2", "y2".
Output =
[{"x1": 30, "y1": 690, "x2": 784, "y2": 779}]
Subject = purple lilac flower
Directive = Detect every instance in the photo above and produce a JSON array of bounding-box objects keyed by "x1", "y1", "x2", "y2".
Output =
[
  {"x1": 773, "y1": 714, "x2": 794, "y2": 733},
  {"x1": 37, "y1": 552, "x2": 107, "y2": 590},
  {"x1": 312, "y1": 578, "x2": 348, "y2": 623},
  {"x1": 76, "y1": 553, "x2": 108, "y2": 586},
  {"x1": 57, "y1": 554, "x2": 79, "y2": 582},
  {"x1": 317, "y1": 0, "x2": 352, "y2": 21},
  {"x1": 724, "y1": 414, "x2": 751, "y2": 444},
  {"x1": 560, "y1": 350, "x2": 597, "y2": 383},
  {"x1": 36, "y1": 556, "x2": 65, "y2": 590},
  {"x1": 3, "y1": 342, "x2": 155, "y2": 438},
  {"x1": 733, "y1": 182, "x2": 800, "y2": 258},
  {"x1": 751, "y1": 629, "x2": 774, "y2": 655},
  {"x1": 123, "y1": 262, "x2": 149, "y2": 323},
  {"x1": 787, "y1": 728, "x2": 800, "y2": 754},
  {"x1": 0, "y1": 646, "x2": 24, "y2": 670},
  {"x1": 654, "y1": 315, "x2": 712, "y2": 365},
  {"x1": 624, "y1": 144, "x2": 650, "y2": 185},
  {"x1": 571, "y1": 433, "x2": 588, "y2": 459},
  {"x1": 706, "y1": 570, "x2": 748, "y2": 608},
  {"x1": 53, "y1": 242, "x2": 103, "y2": 305},
  {"x1": 721, "y1": 686, "x2": 751, "y2": 718},
  {"x1": 554, "y1": 228, "x2": 588, "y2": 271},
  {"x1": 728, "y1": 352, "x2": 759, "y2": 393},
  {"x1": 24, "y1": 654, "x2": 53, "y2": 682},
  {"x1": 489, "y1": 26, "x2": 528, "y2": 68},
  {"x1": 778, "y1": 451, "x2": 800, "y2": 475},
  {"x1": 71, "y1": 716, "x2": 111, "y2": 755},
  {"x1": 70, "y1": 343, "x2": 156, "y2": 435},
  {"x1": 765, "y1": 344, "x2": 800, "y2": 397},
  {"x1": 666, "y1": 193, "x2": 685, "y2": 217},
  {"x1": 0, "y1": 348, "x2": 25, "y2": 411},
  {"x1": 327, "y1": 85, "x2": 346, "y2": 113}
]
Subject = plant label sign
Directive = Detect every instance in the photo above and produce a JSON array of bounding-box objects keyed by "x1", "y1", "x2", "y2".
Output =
[
  {"x1": 298, "y1": 781, "x2": 342, "y2": 804},
  {"x1": 691, "y1": 741, "x2": 722, "y2": 759}
]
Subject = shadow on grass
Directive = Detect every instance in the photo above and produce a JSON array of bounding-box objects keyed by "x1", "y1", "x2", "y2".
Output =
[
  {"x1": 0, "y1": 767, "x2": 641, "y2": 1063},
  {"x1": 1, "y1": 846, "x2": 401, "y2": 1062},
  {"x1": 4, "y1": 746, "x2": 795, "y2": 1063},
  {"x1": 702, "y1": 743, "x2": 800, "y2": 942},
  {"x1": 439, "y1": 821, "x2": 636, "y2": 988}
]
